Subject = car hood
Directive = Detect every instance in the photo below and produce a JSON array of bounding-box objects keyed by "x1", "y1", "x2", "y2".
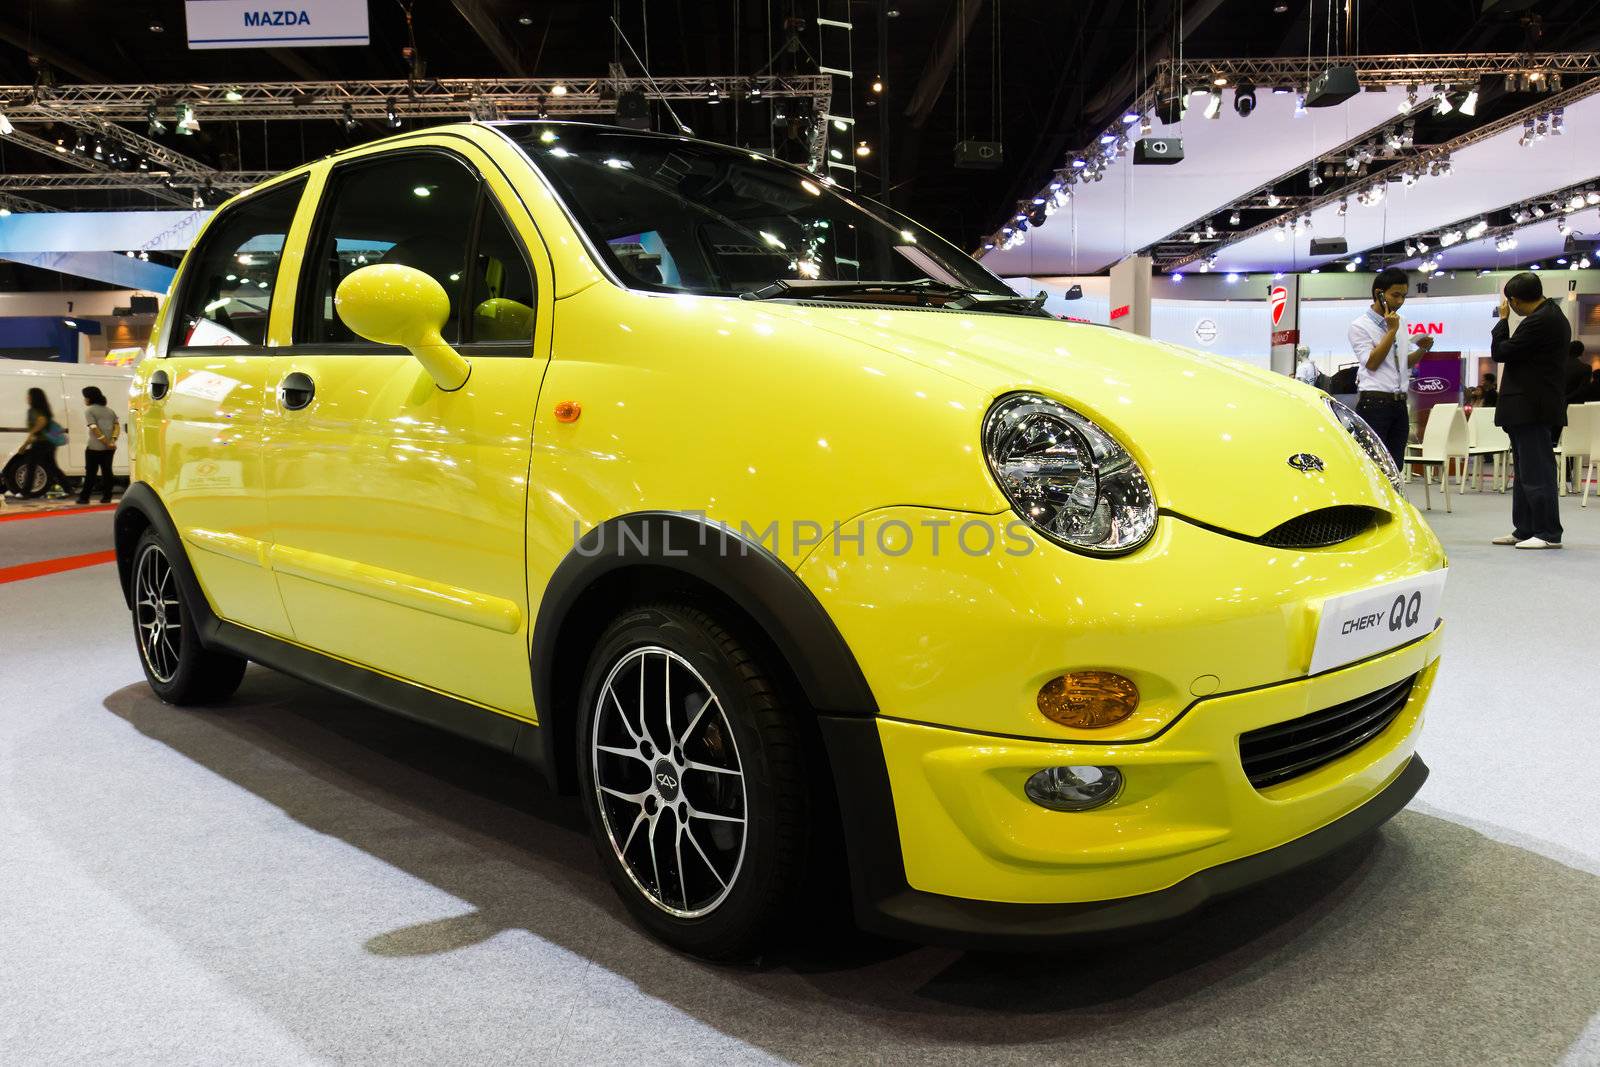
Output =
[{"x1": 759, "y1": 303, "x2": 1398, "y2": 538}]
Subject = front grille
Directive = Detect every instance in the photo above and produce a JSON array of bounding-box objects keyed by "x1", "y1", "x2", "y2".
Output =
[
  {"x1": 1239, "y1": 674, "x2": 1416, "y2": 789},
  {"x1": 1257, "y1": 506, "x2": 1381, "y2": 549}
]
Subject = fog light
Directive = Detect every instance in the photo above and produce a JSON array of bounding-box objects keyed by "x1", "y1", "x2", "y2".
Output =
[
  {"x1": 1024, "y1": 765, "x2": 1123, "y2": 811},
  {"x1": 1037, "y1": 671, "x2": 1139, "y2": 728}
]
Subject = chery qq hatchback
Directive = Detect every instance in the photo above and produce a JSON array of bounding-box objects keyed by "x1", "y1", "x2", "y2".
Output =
[{"x1": 117, "y1": 122, "x2": 1446, "y2": 958}]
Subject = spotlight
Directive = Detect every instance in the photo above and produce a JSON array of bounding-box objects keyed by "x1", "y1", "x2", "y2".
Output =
[
  {"x1": 92, "y1": 138, "x2": 104, "y2": 160},
  {"x1": 191, "y1": 190, "x2": 204, "y2": 209},
  {"x1": 1265, "y1": 192, "x2": 1281, "y2": 207},
  {"x1": 176, "y1": 103, "x2": 199, "y2": 135},
  {"x1": 1228, "y1": 211, "x2": 1241, "y2": 225},
  {"x1": 550, "y1": 83, "x2": 568, "y2": 96},
  {"x1": 855, "y1": 140, "x2": 871, "y2": 157},
  {"x1": 706, "y1": 82, "x2": 723, "y2": 104},
  {"x1": 1404, "y1": 242, "x2": 1417, "y2": 256},
  {"x1": 72, "y1": 132, "x2": 87, "y2": 153},
  {"x1": 1203, "y1": 91, "x2": 1222, "y2": 120},
  {"x1": 1204, "y1": 221, "x2": 1217, "y2": 238},
  {"x1": 872, "y1": 77, "x2": 885, "y2": 94},
  {"x1": 385, "y1": 98, "x2": 402, "y2": 127},
  {"x1": 146, "y1": 104, "x2": 166, "y2": 136},
  {"x1": 1435, "y1": 87, "x2": 1453, "y2": 115},
  {"x1": 1233, "y1": 83, "x2": 1257, "y2": 117},
  {"x1": 1398, "y1": 85, "x2": 1418, "y2": 113},
  {"x1": 1460, "y1": 89, "x2": 1478, "y2": 116},
  {"x1": 341, "y1": 104, "x2": 357, "y2": 131},
  {"x1": 224, "y1": 88, "x2": 243, "y2": 103}
]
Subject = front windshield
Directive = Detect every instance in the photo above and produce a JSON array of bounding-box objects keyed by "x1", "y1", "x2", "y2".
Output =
[{"x1": 506, "y1": 123, "x2": 1014, "y2": 300}]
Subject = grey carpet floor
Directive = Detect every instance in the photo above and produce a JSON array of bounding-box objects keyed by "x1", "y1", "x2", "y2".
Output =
[{"x1": 2, "y1": 485, "x2": 1599, "y2": 1065}]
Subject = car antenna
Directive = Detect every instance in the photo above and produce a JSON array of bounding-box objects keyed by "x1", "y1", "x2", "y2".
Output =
[{"x1": 608, "y1": 16, "x2": 693, "y2": 137}]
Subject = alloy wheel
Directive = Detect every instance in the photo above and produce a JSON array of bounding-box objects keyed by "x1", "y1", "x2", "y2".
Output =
[
  {"x1": 590, "y1": 646, "x2": 748, "y2": 918},
  {"x1": 135, "y1": 544, "x2": 182, "y2": 683}
]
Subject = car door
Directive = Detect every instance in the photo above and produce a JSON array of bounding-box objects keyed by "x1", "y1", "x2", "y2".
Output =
[
  {"x1": 143, "y1": 176, "x2": 309, "y2": 637},
  {"x1": 264, "y1": 143, "x2": 549, "y2": 717}
]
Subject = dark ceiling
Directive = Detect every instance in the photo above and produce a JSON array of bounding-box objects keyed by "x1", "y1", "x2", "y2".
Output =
[{"x1": 4, "y1": 0, "x2": 1600, "y2": 278}]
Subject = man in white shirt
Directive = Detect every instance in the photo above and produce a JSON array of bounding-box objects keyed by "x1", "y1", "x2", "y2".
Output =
[{"x1": 1347, "y1": 268, "x2": 1433, "y2": 466}]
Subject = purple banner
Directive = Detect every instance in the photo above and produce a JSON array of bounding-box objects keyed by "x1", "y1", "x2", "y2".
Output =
[{"x1": 1410, "y1": 354, "x2": 1463, "y2": 413}]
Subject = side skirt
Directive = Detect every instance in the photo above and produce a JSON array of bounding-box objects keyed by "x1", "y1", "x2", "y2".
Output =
[{"x1": 205, "y1": 618, "x2": 555, "y2": 785}]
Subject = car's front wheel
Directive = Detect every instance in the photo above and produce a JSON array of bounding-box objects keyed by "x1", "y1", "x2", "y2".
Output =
[
  {"x1": 130, "y1": 529, "x2": 247, "y2": 705},
  {"x1": 577, "y1": 602, "x2": 812, "y2": 959}
]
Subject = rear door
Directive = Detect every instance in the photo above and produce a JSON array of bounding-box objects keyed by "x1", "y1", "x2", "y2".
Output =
[
  {"x1": 140, "y1": 177, "x2": 309, "y2": 637},
  {"x1": 264, "y1": 143, "x2": 549, "y2": 716}
]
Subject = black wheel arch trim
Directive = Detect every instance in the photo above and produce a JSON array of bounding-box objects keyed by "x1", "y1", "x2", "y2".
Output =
[{"x1": 528, "y1": 511, "x2": 879, "y2": 784}]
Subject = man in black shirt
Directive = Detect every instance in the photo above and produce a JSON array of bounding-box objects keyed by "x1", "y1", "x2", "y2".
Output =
[
  {"x1": 1567, "y1": 341, "x2": 1592, "y2": 403},
  {"x1": 1489, "y1": 272, "x2": 1572, "y2": 549}
]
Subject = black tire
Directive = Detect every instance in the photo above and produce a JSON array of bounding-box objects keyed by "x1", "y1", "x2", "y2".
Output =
[
  {"x1": 576, "y1": 602, "x2": 813, "y2": 960},
  {"x1": 130, "y1": 529, "x2": 247, "y2": 705},
  {"x1": 5, "y1": 457, "x2": 48, "y2": 498}
]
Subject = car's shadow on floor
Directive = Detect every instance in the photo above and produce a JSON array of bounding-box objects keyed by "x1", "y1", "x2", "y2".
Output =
[{"x1": 98, "y1": 668, "x2": 1600, "y2": 1063}]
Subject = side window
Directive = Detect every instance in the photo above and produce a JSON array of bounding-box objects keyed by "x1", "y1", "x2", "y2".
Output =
[
  {"x1": 467, "y1": 199, "x2": 536, "y2": 344},
  {"x1": 171, "y1": 178, "x2": 305, "y2": 350},
  {"x1": 300, "y1": 152, "x2": 479, "y2": 344}
]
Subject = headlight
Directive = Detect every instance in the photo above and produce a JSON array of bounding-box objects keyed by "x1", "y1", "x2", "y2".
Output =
[
  {"x1": 1326, "y1": 397, "x2": 1403, "y2": 489},
  {"x1": 982, "y1": 393, "x2": 1156, "y2": 555}
]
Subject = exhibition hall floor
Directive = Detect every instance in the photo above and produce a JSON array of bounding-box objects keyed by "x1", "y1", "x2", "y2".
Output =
[{"x1": 3, "y1": 490, "x2": 1599, "y2": 1065}]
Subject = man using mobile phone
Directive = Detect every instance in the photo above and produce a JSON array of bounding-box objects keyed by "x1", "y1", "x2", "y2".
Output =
[
  {"x1": 1489, "y1": 271, "x2": 1570, "y2": 550},
  {"x1": 1347, "y1": 268, "x2": 1433, "y2": 467}
]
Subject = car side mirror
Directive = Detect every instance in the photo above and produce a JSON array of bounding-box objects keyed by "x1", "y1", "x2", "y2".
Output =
[{"x1": 334, "y1": 264, "x2": 471, "y2": 391}]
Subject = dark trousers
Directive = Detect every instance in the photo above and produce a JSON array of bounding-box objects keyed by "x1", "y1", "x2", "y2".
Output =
[
  {"x1": 1507, "y1": 422, "x2": 1562, "y2": 543},
  {"x1": 24, "y1": 441, "x2": 72, "y2": 494},
  {"x1": 1355, "y1": 394, "x2": 1410, "y2": 469},
  {"x1": 78, "y1": 448, "x2": 114, "y2": 502}
]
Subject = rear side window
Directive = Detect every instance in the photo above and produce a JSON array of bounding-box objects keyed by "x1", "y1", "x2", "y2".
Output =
[
  {"x1": 299, "y1": 152, "x2": 479, "y2": 344},
  {"x1": 171, "y1": 178, "x2": 306, "y2": 350}
]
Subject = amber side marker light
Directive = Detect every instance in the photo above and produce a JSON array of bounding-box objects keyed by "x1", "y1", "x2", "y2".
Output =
[
  {"x1": 554, "y1": 400, "x2": 582, "y2": 422},
  {"x1": 1037, "y1": 671, "x2": 1140, "y2": 729}
]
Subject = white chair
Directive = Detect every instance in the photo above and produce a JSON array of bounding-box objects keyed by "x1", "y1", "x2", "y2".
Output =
[
  {"x1": 1578, "y1": 407, "x2": 1600, "y2": 507},
  {"x1": 1407, "y1": 404, "x2": 1469, "y2": 512},
  {"x1": 1464, "y1": 406, "x2": 1511, "y2": 493},
  {"x1": 1562, "y1": 405, "x2": 1594, "y2": 495}
]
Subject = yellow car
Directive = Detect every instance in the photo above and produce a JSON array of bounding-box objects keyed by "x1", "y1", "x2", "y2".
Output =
[{"x1": 115, "y1": 121, "x2": 1446, "y2": 958}]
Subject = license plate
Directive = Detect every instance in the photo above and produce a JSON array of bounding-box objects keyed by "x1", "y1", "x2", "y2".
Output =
[{"x1": 1308, "y1": 569, "x2": 1447, "y2": 675}]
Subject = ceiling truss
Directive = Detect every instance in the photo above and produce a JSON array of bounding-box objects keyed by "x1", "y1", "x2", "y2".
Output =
[
  {"x1": 0, "y1": 75, "x2": 833, "y2": 123},
  {"x1": 1158, "y1": 76, "x2": 1600, "y2": 271}
]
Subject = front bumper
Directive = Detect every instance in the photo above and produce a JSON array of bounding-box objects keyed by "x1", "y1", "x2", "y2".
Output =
[{"x1": 821, "y1": 628, "x2": 1440, "y2": 950}]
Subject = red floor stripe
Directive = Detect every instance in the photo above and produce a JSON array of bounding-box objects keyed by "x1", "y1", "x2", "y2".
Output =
[
  {"x1": 0, "y1": 503, "x2": 118, "y2": 524},
  {"x1": 0, "y1": 550, "x2": 118, "y2": 584}
]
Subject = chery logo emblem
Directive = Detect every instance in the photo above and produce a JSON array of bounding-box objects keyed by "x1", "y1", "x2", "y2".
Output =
[
  {"x1": 656, "y1": 772, "x2": 679, "y2": 790},
  {"x1": 1287, "y1": 453, "x2": 1325, "y2": 473},
  {"x1": 1270, "y1": 285, "x2": 1288, "y2": 326},
  {"x1": 1413, "y1": 377, "x2": 1450, "y2": 393}
]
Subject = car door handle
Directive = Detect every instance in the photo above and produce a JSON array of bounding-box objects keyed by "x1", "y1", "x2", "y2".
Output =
[{"x1": 279, "y1": 372, "x2": 316, "y2": 411}]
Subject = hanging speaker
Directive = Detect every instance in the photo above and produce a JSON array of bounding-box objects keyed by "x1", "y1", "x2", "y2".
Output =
[{"x1": 615, "y1": 90, "x2": 650, "y2": 130}]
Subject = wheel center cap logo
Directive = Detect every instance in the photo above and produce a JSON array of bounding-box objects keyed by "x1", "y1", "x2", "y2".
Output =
[
  {"x1": 653, "y1": 761, "x2": 680, "y2": 800},
  {"x1": 1287, "y1": 452, "x2": 1325, "y2": 473}
]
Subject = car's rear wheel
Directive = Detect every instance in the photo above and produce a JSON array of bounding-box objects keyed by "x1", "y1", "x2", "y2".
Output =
[
  {"x1": 131, "y1": 529, "x2": 247, "y2": 705},
  {"x1": 577, "y1": 602, "x2": 812, "y2": 959}
]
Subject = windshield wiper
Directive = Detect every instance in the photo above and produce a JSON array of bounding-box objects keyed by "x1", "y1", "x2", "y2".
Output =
[
  {"x1": 740, "y1": 277, "x2": 1050, "y2": 316},
  {"x1": 740, "y1": 278, "x2": 966, "y2": 301}
]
